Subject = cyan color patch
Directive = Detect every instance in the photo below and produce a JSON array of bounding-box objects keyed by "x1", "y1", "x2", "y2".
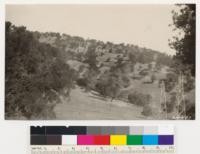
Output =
[{"x1": 142, "y1": 135, "x2": 158, "y2": 145}]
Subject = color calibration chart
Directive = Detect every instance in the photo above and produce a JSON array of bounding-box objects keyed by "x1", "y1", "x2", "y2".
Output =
[{"x1": 30, "y1": 126, "x2": 175, "y2": 154}]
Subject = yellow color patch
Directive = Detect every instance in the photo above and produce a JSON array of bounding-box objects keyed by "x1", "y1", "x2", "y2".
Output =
[{"x1": 110, "y1": 135, "x2": 127, "y2": 145}]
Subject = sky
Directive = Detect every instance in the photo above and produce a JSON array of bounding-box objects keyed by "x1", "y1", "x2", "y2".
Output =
[{"x1": 6, "y1": 4, "x2": 177, "y2": 55}]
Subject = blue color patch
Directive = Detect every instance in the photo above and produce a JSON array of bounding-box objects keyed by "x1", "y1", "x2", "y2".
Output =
[{"x1": 142, "y1": 135, "x2": 158, "y2": 145}]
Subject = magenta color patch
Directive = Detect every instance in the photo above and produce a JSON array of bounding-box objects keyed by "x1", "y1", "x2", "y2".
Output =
[{"x1": 77, "y1": 135, "x2": 94, "y2": 145}]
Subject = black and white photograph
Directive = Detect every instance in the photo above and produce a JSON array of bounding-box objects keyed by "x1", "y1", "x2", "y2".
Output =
[{"x1": 5, "y1": 4, "x2": 195, "y2": 120}]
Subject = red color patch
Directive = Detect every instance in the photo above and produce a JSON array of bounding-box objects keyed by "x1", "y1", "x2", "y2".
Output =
[{"x1": 93, "y1": 135, "x2": 110, "y2": 145}]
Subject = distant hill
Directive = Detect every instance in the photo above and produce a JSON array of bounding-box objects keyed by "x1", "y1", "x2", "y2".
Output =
[
  {"x1": 33, "y1": 31, "x2": 172, "y2": 68},
  {"x1": 33, "y1": 32, "x2": 173, "y2": 94}
]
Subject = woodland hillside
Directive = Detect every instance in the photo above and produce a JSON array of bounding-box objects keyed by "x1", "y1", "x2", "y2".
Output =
[{"x1": 5, "y1": 14, "x2": 195, "y2": 119}]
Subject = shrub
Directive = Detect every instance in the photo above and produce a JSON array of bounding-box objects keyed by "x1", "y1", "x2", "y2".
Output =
[
  {"x1": 142, "y1": 104, "x2": 153, "y2": 116},
  {"x1": 121, "y1": 75, "x2": 130, "y2": 88},
  {"x1": 95, "y1": 81, "x2": 107, "y2": 96},
  {"x1": 106, "y1": 57, "x2": 111, "y2": 62},
  {"x1": 163, "y1": 73, "x2": 178, "y2": 92},
  {"x1": 128, "y1": 92, "x2": 151, "y2": 106},
  {"x1": 161, "y1": 101, "x2": 174, "y2": 113},
  {"x1": 185, "y1": 103, "x2": 195, "y2": 120},
  {"x1": 183, "y1": 74, "x2": 195, "y2": 92},
  {"x1": 161, "y1": 92, "x2": 176, "y2": 113},
  {"x1": 76, "y1": 78, "x2": 88, "y2": 87},
  {"x1": 139, "y1": 70, "x2": 148, "y2": 76},
  {"x1": 151, "y1": 74, "x2": 156, "y2": 83},
  {"x1": 95, "y1": 73, "x2": 120, "y2": 100},
  {"x1": 179, "y1": 99, "x2": 195, "y2": 120},
  {"x1": 117, "y1": 90, "x2": 129, "y2": 100}
]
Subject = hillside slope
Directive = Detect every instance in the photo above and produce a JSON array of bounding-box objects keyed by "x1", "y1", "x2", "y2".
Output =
[{"x1": 54, "y1": 86, "x2": 146, "y2": 120}]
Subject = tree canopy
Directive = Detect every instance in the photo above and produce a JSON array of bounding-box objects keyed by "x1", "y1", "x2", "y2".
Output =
[
  {"x1": 5, "y1": 22, "x2": 76, "y2": 119},
  {"x1": 170, "y1": 4, "x2": 195, "y2": 76}
]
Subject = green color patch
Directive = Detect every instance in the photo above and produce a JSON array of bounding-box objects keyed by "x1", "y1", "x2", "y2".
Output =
[{"x1": 127, "y1": 135, "x2": 143, "y2": 145}]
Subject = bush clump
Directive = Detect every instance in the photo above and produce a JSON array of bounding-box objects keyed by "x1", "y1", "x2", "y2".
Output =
[
  {"x1": 121, "y1": 75, "x2": 130, "y2": 88},
  {"x1": 141, "y1": 104, "x2": 153, "y2": 116},
  {"x1": 128, "y1": 92, "x2": 151, "y2": 106},
  {"x1": 95, "y1": 73, "x2": 120, "y2": 100},
  {"x1": 76, "y1": 78, "x2": 88, "y2": 87}
]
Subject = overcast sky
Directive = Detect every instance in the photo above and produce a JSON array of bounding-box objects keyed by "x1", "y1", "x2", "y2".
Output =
[{"x1": 6, "y1": 4, "x2": 177, "y2": 55}]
